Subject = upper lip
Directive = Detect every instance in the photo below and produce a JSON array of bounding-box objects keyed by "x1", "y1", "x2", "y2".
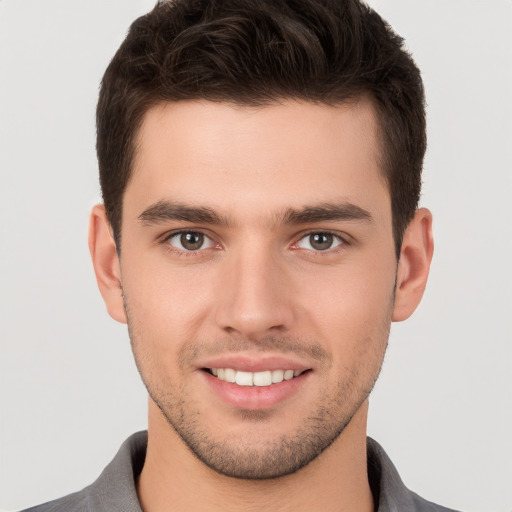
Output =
[{"x1": 199, "y1": 354, "x2": 312, "y2": 373}]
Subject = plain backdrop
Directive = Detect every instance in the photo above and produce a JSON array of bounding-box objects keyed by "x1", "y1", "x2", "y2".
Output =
[{"x1": 1, "y1": 1, "x2": 511, "y2": 511}]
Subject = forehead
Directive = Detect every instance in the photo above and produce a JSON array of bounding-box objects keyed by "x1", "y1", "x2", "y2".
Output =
[{"x1": 126, "y1": 99, "x2": 389, "y2": 223}]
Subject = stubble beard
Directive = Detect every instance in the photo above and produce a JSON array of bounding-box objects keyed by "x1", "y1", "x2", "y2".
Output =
[
  {"x1": 150, "y1": 373, "x2": 379, "y2": 480},
  {"x1": 125, "y1": 299, "x2": 391, "y2": 480}
]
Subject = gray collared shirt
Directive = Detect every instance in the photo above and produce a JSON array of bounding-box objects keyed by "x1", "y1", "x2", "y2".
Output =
[{"x1": 21, "y1": 431, "x2": 461, "y2": 512}]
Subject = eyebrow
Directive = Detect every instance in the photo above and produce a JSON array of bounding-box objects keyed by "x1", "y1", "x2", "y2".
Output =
[
  {"x1": 138, "y1": 200, "x2": 229, "y2": 226},
  {"x1": 280, "y1": 202, "x2": 373, "y2": 225},
  {"x1": 137, "y1": 200, "x2": 373, "y2": 227}
]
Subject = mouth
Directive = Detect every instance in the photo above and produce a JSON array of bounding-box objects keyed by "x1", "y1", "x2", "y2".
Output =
[
  {"x1": 203, "y1": 368, "x2": 308, "y2": 387},
  {"x1": 201, "y1": 360, "x2": 313, "y2": 410}
]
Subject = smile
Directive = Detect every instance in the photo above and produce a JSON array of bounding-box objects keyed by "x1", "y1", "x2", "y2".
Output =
[{"x1": 208, "y1": 368, "x2": 305, "y2": 387}]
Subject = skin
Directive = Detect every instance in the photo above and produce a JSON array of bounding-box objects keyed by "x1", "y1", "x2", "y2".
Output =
[{"x1": 89, "y1": 99, "x2": 433, "y2": 512}]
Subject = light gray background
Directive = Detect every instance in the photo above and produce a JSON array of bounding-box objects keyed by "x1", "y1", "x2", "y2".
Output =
[{"x1": 1, "y1": 1, "x2": 510, "y2": 511}]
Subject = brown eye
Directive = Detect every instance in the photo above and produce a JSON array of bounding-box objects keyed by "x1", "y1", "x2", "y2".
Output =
[
  {"x1": 310, "y1": 233, "x2": 333, "y2": 250},
  {"x1": 168, "y1": 231, "x2": 212, "y2": 251},
  {"x1": 297, "y1": 232, "x2": 343, "y2": 251},
  {"x1": 181, "y1": 232, "x2": 204, "y2": 250}
]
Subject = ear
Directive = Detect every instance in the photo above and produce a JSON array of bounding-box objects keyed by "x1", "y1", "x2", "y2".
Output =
[
  {"x1": 392, "y1": 208, "x2": 434, "y2": 322},
  {"x1": 88, "y1": 204, "x2": 127, "y2": 324}
]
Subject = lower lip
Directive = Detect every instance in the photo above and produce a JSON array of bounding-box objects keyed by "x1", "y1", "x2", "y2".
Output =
[{"x1": 203, "y1": 371, "x2": 310, "y2": 410}]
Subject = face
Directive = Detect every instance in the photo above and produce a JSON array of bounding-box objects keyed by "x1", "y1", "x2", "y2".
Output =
[{"x1": 118, "y1": 99, "x2": 397, "y2": 479}]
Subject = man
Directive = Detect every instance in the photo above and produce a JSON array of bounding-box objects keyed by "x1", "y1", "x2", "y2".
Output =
[{"x1": 22, "y1": 0, "x2": 455, "y2": 510}]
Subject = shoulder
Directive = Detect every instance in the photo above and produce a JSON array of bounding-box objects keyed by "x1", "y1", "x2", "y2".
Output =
[
  {"x1": 18, "y1": 488, "x2": 89, "y2": 512},
  {"x1": 18, "y1": 431, "x2": 147, "y2": 512},
  {"x1": 367, "y1": 437, "x2": 463, "y2": 512},
  {"x1": 408, "y1": 491, "x2": 462, "y2": 512}
]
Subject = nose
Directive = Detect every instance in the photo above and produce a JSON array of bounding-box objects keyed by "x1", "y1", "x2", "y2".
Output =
[{"x1": 214, "y1": 246, "x2": 294, "y2": 340}]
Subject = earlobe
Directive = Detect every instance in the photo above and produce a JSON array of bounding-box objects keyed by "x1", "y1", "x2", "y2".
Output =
[
  {"x1": 392, "y1": 208, "x2": 434, "y2": 322},
  {"x1": 88, "y1": 204, "x2": 127, "y2": 324}
]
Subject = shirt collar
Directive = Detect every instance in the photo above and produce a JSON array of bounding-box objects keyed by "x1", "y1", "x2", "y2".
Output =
[{"x1": 84, "y1": 431, "x2": 452, "y2": 512}]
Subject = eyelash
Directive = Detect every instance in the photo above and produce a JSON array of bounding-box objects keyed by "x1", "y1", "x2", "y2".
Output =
[
  {"x1": 159, "y1": 229, "x2": 350, "y2": 256},
  {"x1": 292, "y1": 230, "x2": 349, "y2": 253},
  {"x1": 161, "y1": 230, "x2": 218, "y2": 256}
]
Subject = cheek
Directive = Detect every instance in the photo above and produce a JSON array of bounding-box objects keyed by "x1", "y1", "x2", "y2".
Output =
[
  {"x1": 298, "y1": 256, "x2": 396, "y2": 322},
  {"x1": 121, "y1": 256, "x2": 214, "y2": 345},
  {"x1": 123, "y1": 270, "x2": 195, "y2": 390},
  {"x1": 294, "y1": 254, "x2": 395, "y2": 368}
]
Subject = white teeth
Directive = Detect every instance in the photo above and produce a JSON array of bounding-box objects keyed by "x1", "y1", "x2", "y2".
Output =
[
  {"x1": 253, "y1": 370, "x2": 272, "y2": 387},
  {"x1": 210, "y1": 368, "x2": 305, "y2": 387},
  {"x1": 271, "y1": 369, "x2": 284, "y2": 383},
  {"x1": 235, "y1": 371, "x2": 253, "y2": 386},
  {"x1": 224, "y1": 368, "x2": 236, "y2": 383}
]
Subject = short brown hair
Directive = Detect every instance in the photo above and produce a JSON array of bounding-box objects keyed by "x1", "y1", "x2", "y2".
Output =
[{"x1": 97, "y1": 0, "x2": 426, "y2": 257}]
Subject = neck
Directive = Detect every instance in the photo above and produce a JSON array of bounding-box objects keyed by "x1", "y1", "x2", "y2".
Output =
[{"x1": 137, "y1": 399, "x2": 374, "y2": 512}]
